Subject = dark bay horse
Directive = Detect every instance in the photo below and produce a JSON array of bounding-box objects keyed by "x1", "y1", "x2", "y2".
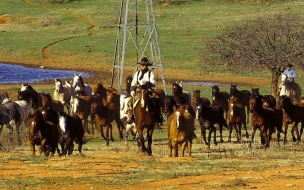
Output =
[
  {"x1": 164, "y1": 95, "x2": 177, "y2": 119},
  {"x1": 195, "y1": 103, "x2": 228, "y2": 148},
  {"x1": 172, "y1": 81, "x2": 191, "y2": 105},
  {"x1": 251, "y1": 87, "x2": 276, "y2": 109},
  {"x1": 249, "y1": 95, "x2": 282, "y2": 148},
  {"x1": 277, "y1": 95, "x2": 304, "y2": 142},
  {"x1": 133, "y1": 82, "x2": 158, "y2": 155},
  {"x1": 229, "y1": 84, "x2": 251, "y2": 124},
  {"x1": 211, "y1": 85, "x2": 230, "y2": 120},
  {"x1": 29, "y1": 109, "x2": 59, "y2": 156}
]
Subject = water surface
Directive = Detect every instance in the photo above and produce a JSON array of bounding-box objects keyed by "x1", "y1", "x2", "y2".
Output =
[{"x1": 0, "y1": 63, "x2": 89, "y2": 84}]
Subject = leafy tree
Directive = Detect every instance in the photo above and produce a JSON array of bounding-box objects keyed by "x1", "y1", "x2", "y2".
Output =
[{"x1": 201, "y1": 14, "x2": 304, "y2": 96}]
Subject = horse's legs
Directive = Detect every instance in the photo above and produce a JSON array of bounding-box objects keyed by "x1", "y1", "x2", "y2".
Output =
[
  {"x1": 234, "y1": 124, "x2": 240, "y2": 142},
  {"x1": 212, "y1": 126, "x2": 218, "y2": 146},
  {"x1": 114, "y1": 118, "x2": 124, "y2": 140},
  {"x1": 201, "y1": 127, "x2": 208, "y2": 145},
  {"x1": 84, "y1": 119, "x2": 91, "y2": 135},
  {"x1": 294, "y1": 122, "x2": 301, "y2": 142},
  {"x1": 291, "y1": 122, "x2": 297, "y2": 142},
  {"x1": 283, "y1": 122, "x2": 289, "y2": 144},
  {"x1": 90, "y1": 115, "x2": 95, "y2": 135},
  {"x1": 246, "y1": 106, "x2": 250, "y2": 124},
  {"x1": 180, "y1": 142, "x2": 186, "y2": 157},
  {"x1": 105, "y1": 124, "x2": 110, "y2": 146},
  {"x1": 228, "y1": 123, "x2": 233, "y2": 142},
  {"x1": 243, "y1": 120, "x2": 249, "y2": 138},
  {"x1": 146, "y1": 128, "x2": 154, "y2": 156},
  {"x1": 109, "y1": 124, "x2": 114, "y2": 142},
  {"x1": 219, "y1": 124, "x2": 224, "y2": 143},
  {"x1": 299, "y1": 122, "x2": 304, "y2": 141},
  {"x1": 187, "y1": 140, "x2": 192, "y2": 157},
  {"x1": 250, "y1": 126, "x2": 257, "y2": 148},
  {"x1": 29, "y1": 141, "x2": 36, "y2": 156}
]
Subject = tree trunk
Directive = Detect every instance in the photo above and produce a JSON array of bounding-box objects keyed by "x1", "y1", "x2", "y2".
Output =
[{"x1": 270, "y1": 68, "x2": 282, "y2": 97}]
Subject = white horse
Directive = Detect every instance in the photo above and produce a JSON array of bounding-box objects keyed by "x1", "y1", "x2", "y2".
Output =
[
  {"x1": 279, "y1": 74, "x2": 301, "y2": 104},
  {"x1": 54, "y1": 79, "x2": 72, "y2": 114},
  {"x1": 72, "y1": 74, "x2": 92, "y2": 95}
]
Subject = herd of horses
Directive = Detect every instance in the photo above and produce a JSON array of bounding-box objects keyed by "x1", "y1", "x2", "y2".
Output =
[{"x1": 1, "y1": 73, "x2": 304, "y2": 157}]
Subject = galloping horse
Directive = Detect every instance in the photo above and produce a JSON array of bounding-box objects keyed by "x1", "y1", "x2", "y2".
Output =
[
  {"x1": 72, "y1": 74, "x2": 92, "y2": 95},
  {"x1": 229, "y1": 84, "x2": 251, "y2": 124},
  {"x1": 249, "y1": 95, "x2": 282, "y2": 148},
  {"x1": 279, "y1": 74, "x2": 301, "y2": 104},
  {"x1": 277, "y1": 95, "x2": 304, "y2": 142},
  {"x1": 211, "y1": 85, "x2": 230, "y2": 120},
  {"x1": 251, "y1": 87, "x2": 276, "y2": 109},
  {"x1": 133, "y1": 82, "x2": 157, "y2": 155},
  {"x1": 28, "y1": 109, "x2": 59, "y2": 156}
]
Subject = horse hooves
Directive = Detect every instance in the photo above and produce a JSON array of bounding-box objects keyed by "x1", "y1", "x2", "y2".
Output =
[
  {"x1": 110, "y1": 137, "x2": 115, "y2": 142},
  {"x1": 86, "y1": 130, "x2": 92, "y2": 135}
]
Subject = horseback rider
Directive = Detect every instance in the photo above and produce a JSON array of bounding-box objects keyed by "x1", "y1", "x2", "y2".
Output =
[
  {"x1": 283, "y1": 63, "x2": 296, "y2": 82},
  {"x1": 128, "y1": 57, "x2": 165, "y2": 124}
]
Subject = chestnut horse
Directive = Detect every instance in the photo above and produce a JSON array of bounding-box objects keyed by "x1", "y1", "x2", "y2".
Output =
[
  {"x1": 229, "y1": 84, "x2": 251, "y2": 124},
  {"x1": 211, "y1": 85, "x2": 230, "y2": 120},
  {"x1": 192, "y1": 90, "x2": 211, "y2": 110},
  {"x1": 277, "y1": 95, "x2": 304, "y2": 142},
  {"x1": 168, "y1": 106, "x2": 194, "y2": 157},
  {"x1": 227, "y1": 98, "x2": 249, "y2": 142},
  {"x1": 133, "y1": 82, "x2": 157, "y2": 155}
]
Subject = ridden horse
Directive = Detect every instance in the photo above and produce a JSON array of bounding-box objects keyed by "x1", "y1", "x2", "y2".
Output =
[
  {"x1": 133, "y1": 82, "x2": 158, "y2": 155},
  {"x1": 172, "y1": 81, "x2": 191, "y2": 105},
  {"x1": 229, "y1": 84, "x2": 251, "y2": 124},
  {"x1": 195, "y1": 103, "x2": 228, "y2": 148},
  {"x1": 251, "y1": 87, "x2": 276, "y2": 109},
  {"x1": 227, "y1": 98, "x2": 249, "y2": 142},
  {"x1": 279, "y1": 74, "x2": 301, "y2": 104},
  {"x1": 211, "y1": 85, "x2": 230, "y2": 120},
  {"x1": 54, "y1": 79, "x2": 72, "y2": 114},
  {"x1": 168, "y1": 106, "x2": 194, "y2": 157},
  {"x1": 0, "y1": 100, "x2": 22, "y2": 145},
  {"x1": 28, "y1": 109, "x2": 59, "y2": 156},
  {"x1": 249, "y1": 95, "x2": 282, "y2": 148},
  {"x1": 72, "y1": 74, "x2": 92, "y2": 95},
  {"x1": 277, "y1": 96, "x2": 304, "y2": 142},
  {"x1": 192, "y1": 90, "x2": 211, "y2": 110},
  {"x1": 58, "y1": 111, "x2": 84, "y2": 155}
]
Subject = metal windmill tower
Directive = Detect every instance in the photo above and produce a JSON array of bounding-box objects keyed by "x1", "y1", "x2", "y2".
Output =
[{"x1": 110, "y1": 0, "x2": 166, "y2": 94}]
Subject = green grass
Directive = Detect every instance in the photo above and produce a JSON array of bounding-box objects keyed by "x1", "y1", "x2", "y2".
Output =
[{"x1": 1, "y1": 0, "x2": 304, "y2": 79}]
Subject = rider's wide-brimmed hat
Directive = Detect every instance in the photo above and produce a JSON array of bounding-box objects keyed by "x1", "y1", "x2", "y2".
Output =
[
  {"x1": 286, "y1": 63, "x2": 293, "y2": 67},
  {"x1": 138, "y1": 57, "x2": 152, "y2": 66}
]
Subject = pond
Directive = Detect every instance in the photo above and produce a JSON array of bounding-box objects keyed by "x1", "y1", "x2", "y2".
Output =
[
  {"x1": 0, "y1": 63, "x2": 89, "y2": 84},
  {"x1": 182, "y1": 81, "x2": 230, "y2": 87}
]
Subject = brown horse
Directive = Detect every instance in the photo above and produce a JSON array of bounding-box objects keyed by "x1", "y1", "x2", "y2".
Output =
[
  {"x1": 211, "y1": 85, "x2": 230, "y2": 120},
  {"x1": 249, "y1": 95, "x2": 282, "y2": 148},
  {"x1": 192, "y1": 90, "x2": 211, "y2": 110},
  {"x1": 29, "y1": 109, "x2": 59, "y2": 156},
  {"x1": 133, "y1": 82, "x2": 157, "y2": 155},
  {"x1": 172, "y1": 82, "x2": 191, "y2": 105},
  {"x1": 230, "y1": 84, "x2": 251, "y2": 124},
  {"x1": 164, "y1": 95, "x2": 177, "y2": 119},
  {"x1": 227, "y1": 98, "x2": 249, "y2": 142},
  {"x1": 277, "y1": 95, "x2": 304, "y2": 142},
  {"x1": 41, "y1": 93, "x2": 64, "y2": 114},
  {"x1": 168, "y1": 106, "x2": 194, "y2": 157},
  {"x1": 251, "y1": 87, "x2": 276, "y2": 109}
]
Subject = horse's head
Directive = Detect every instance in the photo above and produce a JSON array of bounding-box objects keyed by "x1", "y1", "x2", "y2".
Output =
[
  {"x1": 251, "y1": 87, "x2": 260, "y2": 98},
  {"x1": 70, "y1": 96, "x2": 80, "y2": 114},
  {"x1": 164, "y1": 95, "x2": 176, "y2": 114},
  {"x1": 193, "y1": 90, "x2": 200, "y2": 101},
  {"x1": 92, "y1": 81, "x2": 106, "y2": 97},
  {"x1": 277, "y1": 95, "x2": 291, "y2": 109},
  {"x1": 138, "y1": 85, "x2": 151, "y2": 108},
  {"x1": 41, "y1": 93, "x2": 53, "y2": 107},
  {"x1": 72, "y1": 74, "x2": 84, "y2": 88},
  {"x1": 211, "y1": 85, "x2": 219, "y2": 101},
  {"x1": 281, "y1": 73, "x2": 287, "y2": 82},
  {"x1": 171, "y1": 108, "x2": 184, "y2": 129},
  {"x1": 126, "y1": 76, "x2": 133, "y2": 93},
  {"x1": 229, "y1": 84, "x2": 238, "y2": 98},
  {"x1": 54, "y1": 79, "x2": 63, "y2": 93},
  {"x1": 195, "y1": 104, "x2": 202, "y2": 120},
  {"x1": 172, "y1": 82, "x2": 183, "y2": 96},
  {"x1": 21, "y1": 83, "x2": 33, "y2": 92},
  {"x1": 29, "y1": 110, "x2": 44, "y2": 138},
  {"x1": 249, "y1": 96, "x2": 257, "y2": 113},
  {"x1": 228, "y1": 97, "x2": 238, "y2": 116}
]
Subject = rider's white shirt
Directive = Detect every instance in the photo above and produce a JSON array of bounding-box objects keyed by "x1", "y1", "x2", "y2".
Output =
[{"x1": 131, "y1": 70, "x2": 156, "y2": 86}]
